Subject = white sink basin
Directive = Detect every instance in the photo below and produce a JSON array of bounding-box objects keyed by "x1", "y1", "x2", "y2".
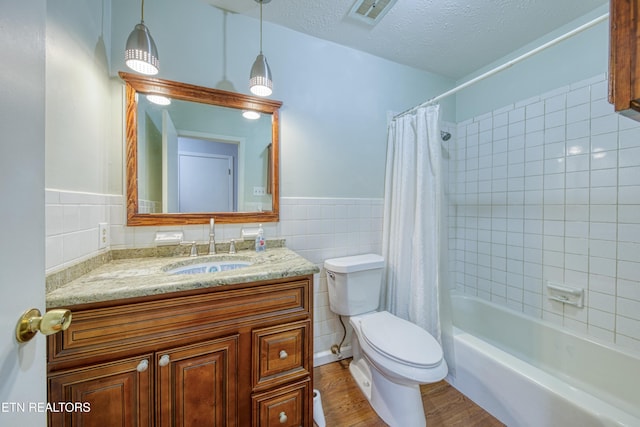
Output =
[{"x1": 166, "y1": 261, "x2": 252, "y2": 275}]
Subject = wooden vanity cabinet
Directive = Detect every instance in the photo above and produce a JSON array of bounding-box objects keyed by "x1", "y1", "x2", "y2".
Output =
[
  {"x1": 47, "y1": 275, "x2": 313, "y2": 427},
  {"x1": 609, "y1": 0, "x2": 640, "y2": 120}
]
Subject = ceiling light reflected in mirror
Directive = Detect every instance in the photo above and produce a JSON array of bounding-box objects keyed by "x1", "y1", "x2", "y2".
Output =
[
  {"x1": 146, "y1": 94, "x2": 171, "y2": 105},
  {"x1": 242, "y1": 110, "x2": 261, "y2": 119}
]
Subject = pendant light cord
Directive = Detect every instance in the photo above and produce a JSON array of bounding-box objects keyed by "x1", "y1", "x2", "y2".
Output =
[
  {"x1": 259, "y1": 0, "x2": 263, "y2": 53},
  {"x1": 140, "y1": 0, "x2": 145, "y2": 23}
]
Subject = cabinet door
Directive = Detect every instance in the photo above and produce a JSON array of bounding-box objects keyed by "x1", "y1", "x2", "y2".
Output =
[
  {"x1": 48, "y1": 354, "x2": 153, "y2": 427},
  {"x1": 156, "y1": 335, "x2": 239, "y2": 427}
]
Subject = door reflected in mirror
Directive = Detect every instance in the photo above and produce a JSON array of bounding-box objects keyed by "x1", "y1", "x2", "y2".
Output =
[
  {"x1": 137, "y1": 96, "x2": 273, "y2": 214},
  {"x1": 120, "y1": 72, "x2": 282, "y2": 226}
]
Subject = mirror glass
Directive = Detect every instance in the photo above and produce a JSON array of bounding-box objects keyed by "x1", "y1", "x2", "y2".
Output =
[{"x1": 120, "y1": 72, "x2": 282, "y2": 226}]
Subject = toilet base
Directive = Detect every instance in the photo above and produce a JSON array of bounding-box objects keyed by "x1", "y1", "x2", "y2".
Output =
[
  {"x1": 349, "y1": 356, "x2": 373, "y2": 400},
  {"x1": 349, "y1": 357, "x2": 426, "y2": 427}
]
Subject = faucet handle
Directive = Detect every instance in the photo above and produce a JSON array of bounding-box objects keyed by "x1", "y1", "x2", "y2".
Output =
[{"x1": 180, "y1": 241, "x2": 198, "y2": 257}]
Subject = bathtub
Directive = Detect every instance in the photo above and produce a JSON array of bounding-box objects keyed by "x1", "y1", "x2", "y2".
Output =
[{"x1": 447, "y1": 294, "x2": 640, "y2": 427}]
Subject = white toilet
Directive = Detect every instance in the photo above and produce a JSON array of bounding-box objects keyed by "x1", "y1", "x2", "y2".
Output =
[{"x1": 324, "y1": 253, "x2": 447, "y2": 427}]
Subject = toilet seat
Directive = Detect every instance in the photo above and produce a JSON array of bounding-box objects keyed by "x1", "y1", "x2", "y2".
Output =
[{"x1": 359, "y1": 311, "x2": 443, "y2": 368}]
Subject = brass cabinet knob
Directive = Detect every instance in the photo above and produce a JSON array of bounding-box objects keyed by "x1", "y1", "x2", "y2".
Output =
[{"x1": 16, "y1": 308, "x2": 72, "y2": 343}]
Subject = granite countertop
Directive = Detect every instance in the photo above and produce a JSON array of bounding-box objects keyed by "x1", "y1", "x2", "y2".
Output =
[{"x1": 46, "y1": 246, "x2": 319, "y2": 308}]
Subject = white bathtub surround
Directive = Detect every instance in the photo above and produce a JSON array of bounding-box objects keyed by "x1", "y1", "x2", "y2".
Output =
[
  {"x1": 450, "y1": 294, "x2": 640, "y2": 426},
  {"x1": 449, "y1": 73, "x2": 640, "y2": 354}
]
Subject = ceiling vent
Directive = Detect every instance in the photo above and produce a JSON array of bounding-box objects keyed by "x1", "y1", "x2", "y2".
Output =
[{"x1": 348, "y1": 0, "x2": 398, "y2": 26}]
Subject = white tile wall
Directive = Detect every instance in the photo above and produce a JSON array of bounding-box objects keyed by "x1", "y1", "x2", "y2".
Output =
[
  {"x1": 449, "y1": 74, "x2": 640, "y2": 354},
  {"x1": 45, "y1": 191, "x2": 383, "y2": 362},
  {"x1": 45, "y1": 189, "x2": 114, "y2": 272}
]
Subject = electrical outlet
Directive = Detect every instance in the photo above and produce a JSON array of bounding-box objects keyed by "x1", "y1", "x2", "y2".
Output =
[
  {"x1": 98, "y1": 223, "x2": 109, "y2": 249},
  {"x1": 253, "y1": 186, "x2": 266, "y2": 196}
]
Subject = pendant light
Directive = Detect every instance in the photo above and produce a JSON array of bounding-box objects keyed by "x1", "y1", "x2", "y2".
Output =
[
  {"x1": 125, "y1": 0, "x2": 159, "y2": 75},
  {"x1": 249, "y1": 0, "x2": 273, "y2": 97}
]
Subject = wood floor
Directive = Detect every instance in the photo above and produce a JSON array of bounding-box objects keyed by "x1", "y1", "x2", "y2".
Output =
[{"x1": 313, "y1": 359, "x2": 504, "y2": 426}]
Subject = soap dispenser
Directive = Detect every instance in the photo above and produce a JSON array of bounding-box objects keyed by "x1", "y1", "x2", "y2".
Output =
[{"x1": 255, "y1": 224, "x2": 266, "y2": 252}]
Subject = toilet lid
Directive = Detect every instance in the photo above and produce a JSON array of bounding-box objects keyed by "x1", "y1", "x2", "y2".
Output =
[{"x1": 360, "y1": 311, "x2": 443, "y2": 368}]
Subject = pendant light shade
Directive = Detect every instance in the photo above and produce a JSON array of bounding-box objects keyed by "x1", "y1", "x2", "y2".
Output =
[
  {"x1": 249, "y1": 0, "x2": 272, "y2": 96},
  {"x1": 125, "y1": 0, "x2": 159, "y2": 75},
  {"x1": 250, "y1": 53, "x2": 272, "y2": 96}
]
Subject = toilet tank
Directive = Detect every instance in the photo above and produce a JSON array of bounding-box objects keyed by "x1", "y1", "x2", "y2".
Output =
[{"x1": 324, "y1": 254, "x2": 384, "y2": 316}]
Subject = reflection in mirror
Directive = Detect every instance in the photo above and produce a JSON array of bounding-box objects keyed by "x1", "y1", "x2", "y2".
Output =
[
  {"x1": 120, "y1": 72, "x2": 282, "y2": 226},
  {"x1": 137, "y1": 97, "x2": 273, "y2": 213}
]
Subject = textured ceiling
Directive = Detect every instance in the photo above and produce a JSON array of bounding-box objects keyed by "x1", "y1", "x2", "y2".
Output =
[{"x1": 205, "y1": 0, "x2": 608, "y2": 79}]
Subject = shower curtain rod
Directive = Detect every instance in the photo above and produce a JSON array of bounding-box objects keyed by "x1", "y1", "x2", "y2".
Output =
[{"x1": 394, "y1": 12, "x2": 610, "y2": 120}]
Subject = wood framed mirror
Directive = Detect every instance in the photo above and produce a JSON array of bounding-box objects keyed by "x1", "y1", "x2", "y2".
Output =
[{"x1": 120, "y1": 71, "x2": 282, "y2": 226}]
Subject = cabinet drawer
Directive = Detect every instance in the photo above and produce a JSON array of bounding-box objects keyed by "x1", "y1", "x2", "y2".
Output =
[
  {"x1": 49, "y1": 279, "x2": 310, "y2": 368},
  {"x1": 252, "y1": 321, "x2": 310, "y2": 390},
  {"x1": 252, "y1": 380, "x2": 310, "y2": 427}
]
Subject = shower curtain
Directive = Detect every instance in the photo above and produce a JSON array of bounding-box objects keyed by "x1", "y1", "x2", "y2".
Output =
[{"x1": 382, "y1": 104, "x2": 454, "y2": 373}]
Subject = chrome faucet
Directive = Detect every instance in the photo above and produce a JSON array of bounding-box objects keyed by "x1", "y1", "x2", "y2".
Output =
[
  {"x1": 208, "y1": 218, "x2": 216, "y2": 254},
  {"x1": 229, "y1": 239, "x2": 237, "y2": 254}
]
